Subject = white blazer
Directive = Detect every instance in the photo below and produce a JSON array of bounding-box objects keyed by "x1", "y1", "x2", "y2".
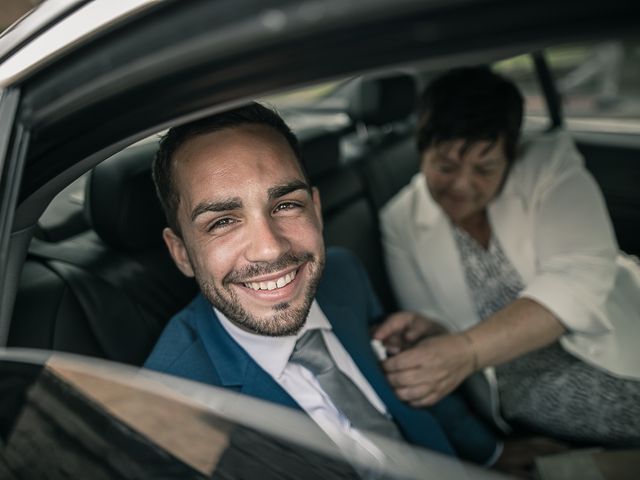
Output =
[{"x1": 380, "y1": 130, "x2": 640, "y2": 379}]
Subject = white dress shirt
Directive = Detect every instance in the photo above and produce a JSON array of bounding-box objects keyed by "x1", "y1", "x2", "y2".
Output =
[{"x1": 216, "y1": 301, "x2": 391, "y2": 470}]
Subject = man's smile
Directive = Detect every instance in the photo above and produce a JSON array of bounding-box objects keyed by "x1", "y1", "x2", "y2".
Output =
[
  {"x1": 243, "y1": 268, "x2": 298, "y2": 291},
  {"x1": 233, "y1": 263, "x2": 309, "y2": 305}
]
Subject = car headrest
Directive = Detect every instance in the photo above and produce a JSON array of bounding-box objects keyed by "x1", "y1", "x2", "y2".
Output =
[
  {"x1": 299, "y1": 128, "x2": 342, "y2": 179},
  {"x1": 347, "y1": 73, "x2": 418, "y2": 126},
  {"x1": 85, "y1": 140, "x2": 166, "y2": 251}
]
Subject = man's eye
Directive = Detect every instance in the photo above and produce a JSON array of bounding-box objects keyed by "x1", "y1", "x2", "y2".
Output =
[
  {"x1": 208, "y1": 217, "x2": 236, "y2": 231},
  {"x1": 274, "y1": 201, "x2": 301, "y2": 213}
]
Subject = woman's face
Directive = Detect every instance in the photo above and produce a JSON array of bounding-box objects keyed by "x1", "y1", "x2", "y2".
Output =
[{"x1": 421, "y1": 138, "x2": 509, "y2": 225}]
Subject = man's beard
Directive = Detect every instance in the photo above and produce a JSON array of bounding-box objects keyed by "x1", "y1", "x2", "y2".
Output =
[{"x1": 198, "y1": 250, "x2": 325, "y2": 336}]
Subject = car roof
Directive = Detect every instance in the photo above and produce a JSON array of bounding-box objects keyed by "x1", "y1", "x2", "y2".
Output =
[
  {"x1": 0, "y1": 0, "x2": 85, "y2": 62},
  {"x1": 4, "y1": 0, "x2": 638, "y2": 88},
  {"x1": 1, "y1": 0, "x2": 634, "y2": 228},
  {"x1": 0, "y1": 0, "x2": 161, "y2": 87}
]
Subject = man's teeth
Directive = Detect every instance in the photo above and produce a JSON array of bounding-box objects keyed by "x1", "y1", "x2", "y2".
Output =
[{"x1": 245, "y1": 270, "x2": 296, "y2": 291}]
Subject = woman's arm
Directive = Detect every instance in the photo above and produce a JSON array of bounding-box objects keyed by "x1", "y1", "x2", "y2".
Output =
[{"x1": 465, "y1": 297, "x2": 565, "y2": 370}]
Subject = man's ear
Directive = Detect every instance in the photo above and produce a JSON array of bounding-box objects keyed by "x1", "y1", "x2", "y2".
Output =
[
  {"x1": 162, "y1": 227, "x2": 195, "y2": 278},
  {"x1": 311, "y1": 186, "x2": 323, "y2": 230}
]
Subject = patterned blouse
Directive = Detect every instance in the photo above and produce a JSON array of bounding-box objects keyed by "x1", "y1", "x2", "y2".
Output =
[{"x1": 452, "y1": 226, "x2": 524, "y2": 319}]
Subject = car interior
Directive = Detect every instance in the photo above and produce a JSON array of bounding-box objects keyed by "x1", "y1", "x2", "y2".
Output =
[
  {"x1": 6, "y1": 41, "x2": 640, "y2": 444},
  {"x1": 1, "y1": 1, "x2": 639, "y2": 477}
]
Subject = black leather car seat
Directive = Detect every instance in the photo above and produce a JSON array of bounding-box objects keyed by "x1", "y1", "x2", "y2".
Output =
[
  {"x1": 9, "y1": 141, "x2": 197, "y2": 365},
  {"x1": 324, "y1": 72, "x2": 421, "y2": 312},
  {"x1": 345, "y1": 72, "x2": 421, "y2": 211},
  {"x1": 293, "y1": 74, "x2": 423, "y2": 314}
]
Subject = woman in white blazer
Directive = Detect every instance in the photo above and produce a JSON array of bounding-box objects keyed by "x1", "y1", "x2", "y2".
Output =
[{"x1": 377, "y1": 67, "x2": 640, "y2": 445}]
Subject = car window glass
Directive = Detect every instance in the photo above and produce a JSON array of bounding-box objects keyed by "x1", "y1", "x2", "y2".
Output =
[
  {"x1": 262, "y1": 81, "x2": 341, "y2": 109},
  {"x1": 547, "y1": 39, "x2": 640, "y2": 134}
]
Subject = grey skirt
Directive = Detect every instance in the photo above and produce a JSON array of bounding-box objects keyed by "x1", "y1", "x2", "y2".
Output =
[{"x1": 496, "y1": 343, "x2": 640, "y2": 447}]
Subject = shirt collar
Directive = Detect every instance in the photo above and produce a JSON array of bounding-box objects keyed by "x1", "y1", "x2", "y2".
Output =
[{"x1": 215, "y1": 300, "x2": 331, "y2": 379}]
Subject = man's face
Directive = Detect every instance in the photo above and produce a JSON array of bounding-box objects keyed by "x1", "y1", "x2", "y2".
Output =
[
  {"x1": 164, "y1": 125, "x2": 325, "y2": 336},
  {"x1": 421, "y1": 138, "x2": 508, "y2": 225}
]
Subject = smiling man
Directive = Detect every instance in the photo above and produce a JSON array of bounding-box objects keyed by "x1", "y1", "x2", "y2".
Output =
[
  {"x1": 161, "y1": 121, "x2": 324, "y2": 337},
  {"x1": 144, "y1": 102, "x2": 499, "y2": 467}
]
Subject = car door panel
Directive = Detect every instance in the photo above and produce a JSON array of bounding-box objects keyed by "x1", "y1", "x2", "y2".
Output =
[{"x1": 575, "y1": 133, "x2": 640, "y2": 256}]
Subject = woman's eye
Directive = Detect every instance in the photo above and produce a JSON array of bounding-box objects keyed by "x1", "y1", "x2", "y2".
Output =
[{"x1": 438, "y1": 164, "x2": 456, "y2": 173}]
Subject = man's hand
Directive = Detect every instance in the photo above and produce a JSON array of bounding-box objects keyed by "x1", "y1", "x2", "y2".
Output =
[
  {"x1": 379, "y1": 332, "x2": 475, "y2": 407},
  {"x1": 373, "y1": 311, "x2": 447, "y2": 355}
]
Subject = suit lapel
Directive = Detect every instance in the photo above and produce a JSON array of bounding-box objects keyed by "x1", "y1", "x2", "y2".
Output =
[
  {"x1": 194, "y1": 295, "x2": 299, "y2": 410},
  {"x1": 240, "y1": 362, "x2": 299, "y2": 408}
]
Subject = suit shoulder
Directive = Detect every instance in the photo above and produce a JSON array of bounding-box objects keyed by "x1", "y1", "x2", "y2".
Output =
[
  {"x1": 324, "y1": 246, "x2": 365, "y2": 281},
  {"x1": 326, "y1": 245, "x2": 358, "y2": 264},
  {"x1": 144, "y1": 295, "x2": 204, "y2": 372}
]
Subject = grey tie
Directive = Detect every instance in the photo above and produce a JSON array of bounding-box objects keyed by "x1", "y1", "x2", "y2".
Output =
[{"x1": 290, "y1": 329, "x2": 402, "y2": 440}]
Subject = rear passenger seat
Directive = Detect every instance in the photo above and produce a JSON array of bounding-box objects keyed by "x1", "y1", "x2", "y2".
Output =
[
  {"x1": 309, "y1": 72, "x2": 421, "y2": 313},
  {"x1": 9, "y1": 141, "x2": 197, "y2": 365}
]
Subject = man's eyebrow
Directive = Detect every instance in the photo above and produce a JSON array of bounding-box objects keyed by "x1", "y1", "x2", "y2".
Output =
[
  {"x1": 191, "y1": 198, "x2": 242, "y2": 222},
  {"x1": 268, "y1": 180, "x2": 311, "y2": 200}
]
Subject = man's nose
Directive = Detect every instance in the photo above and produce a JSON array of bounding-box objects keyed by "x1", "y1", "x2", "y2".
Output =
[{"x1": 245, "y1": 216, "x2": 290, "y2": 263}]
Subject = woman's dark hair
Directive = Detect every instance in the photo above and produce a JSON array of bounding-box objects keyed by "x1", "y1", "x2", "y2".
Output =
[
  {"x1": 416, "y1": 66, "x2": 524, "y2": 163},
  {"x1": 152, "y1": 102, "x2": 305, "y2": 236}
]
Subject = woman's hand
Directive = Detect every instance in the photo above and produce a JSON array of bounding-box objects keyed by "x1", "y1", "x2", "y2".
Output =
[
  {"x1": 373, "y1": 311, "x2": 448, "y2": 355},
  {"x1": 380, "y1": 332, "x2": 476, "y2": 407},
  {"x1": 373, "y1": 300, "x2": 566, "y2": 408}
]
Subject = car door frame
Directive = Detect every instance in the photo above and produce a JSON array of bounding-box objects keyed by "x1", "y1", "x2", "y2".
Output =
[{"x1": 0, "y1": 87, "x2": 28, "y2": 345}]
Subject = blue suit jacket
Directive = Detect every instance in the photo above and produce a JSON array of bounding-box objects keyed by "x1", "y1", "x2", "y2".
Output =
[{"x1": 145, "y1": 247, "x2": 497, "y2": 464}]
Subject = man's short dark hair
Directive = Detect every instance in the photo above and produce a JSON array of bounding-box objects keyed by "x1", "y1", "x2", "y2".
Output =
[
  {"x1": 152, "y1": 102, "x2": 305, "y2": 236},
  {"x1": 416, "y1": 66, "x2": 524, "y2": 163}
]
